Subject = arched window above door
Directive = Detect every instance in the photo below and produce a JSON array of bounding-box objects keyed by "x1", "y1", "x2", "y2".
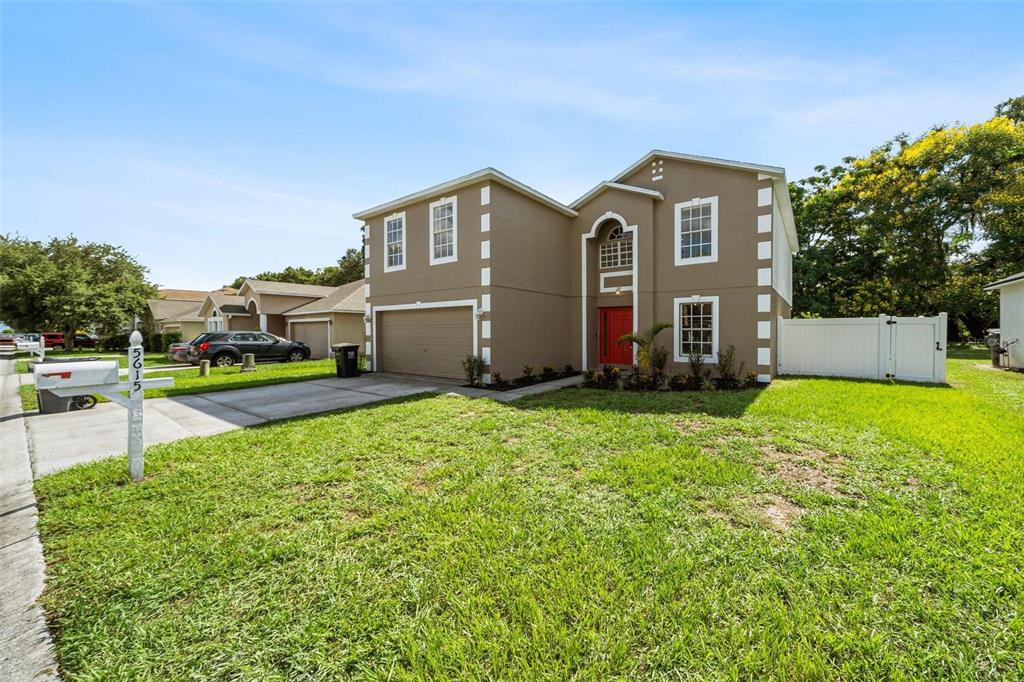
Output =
[{"x1": 600, "y1": 224, "x2": 633, "y2": 269}]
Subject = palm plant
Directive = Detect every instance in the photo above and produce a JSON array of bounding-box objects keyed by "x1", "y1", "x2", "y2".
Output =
[{"x1": 618, "y1": 322, "x2": 672, "y2": 376}]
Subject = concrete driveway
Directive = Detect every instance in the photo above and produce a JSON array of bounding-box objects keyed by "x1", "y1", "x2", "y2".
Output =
[{"x1": 25, "y1": 374, "x2": 452, "y2": 477}]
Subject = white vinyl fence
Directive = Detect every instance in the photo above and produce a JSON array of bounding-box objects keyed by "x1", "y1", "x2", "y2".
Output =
[{"x1": 777, "y1": 313, "x2": 947, "y2": 383}]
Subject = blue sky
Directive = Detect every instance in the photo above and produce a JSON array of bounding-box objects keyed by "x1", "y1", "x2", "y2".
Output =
[{"x1": 2, "y1": 2, "x2": 1021, "y2": 290}]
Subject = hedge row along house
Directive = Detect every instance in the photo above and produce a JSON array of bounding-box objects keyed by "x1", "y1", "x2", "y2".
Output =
[{"x1": 355, "y1": 150, "x2": 797, "y2": 382}]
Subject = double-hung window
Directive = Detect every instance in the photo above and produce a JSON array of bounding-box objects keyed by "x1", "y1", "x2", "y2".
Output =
[
  {"x1": 384, "y1": 212, "x2": 405, "y2": 272},
  {"x1": 599, "y1": 226, "x2": 633, "y2": 269},
  {"x1": 673, "y1": 295, "x2": 719, "y2": 363},
  {"x1": 429, "y1": 196, "x2": 458, "y2": 265},
  {"x1": 674, "y1": 196, "x2": 718, "y2": 265}
]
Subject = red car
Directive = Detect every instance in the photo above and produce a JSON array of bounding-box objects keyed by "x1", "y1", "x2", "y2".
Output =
[{"x1": 42, "y1": 332, "x2": 97, "y2": 349}]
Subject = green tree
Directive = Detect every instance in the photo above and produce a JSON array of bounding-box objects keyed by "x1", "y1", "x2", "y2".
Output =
[
  {"x1": 792, "y1": 99, "x2": 1024, "y2": 338},
  {"x1": 618, "y1": 322, "x2": 672, "y2": 376},
  {"x1": 226, "y1": 248, "x2": 365, "y2": 289},
  {"x1": 0, "y1": 235, "x2": 156, "y2": 349}
]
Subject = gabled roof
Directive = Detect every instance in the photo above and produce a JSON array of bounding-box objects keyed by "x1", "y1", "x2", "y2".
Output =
[
  {"x1": 239, "y1": 279, "x2": 337, "y2": 298},
  {"x1": 198, "y1": 293, "x2": 250, "y2": 317},
  {"x1": 284, "y1": 279, "x2": 366, "y2": 316},
  {"x1": 157, "y1": 286, "x2": 237, "y2": 302},
  {"x1": 353, "y1": 167, "x2": 578, "y2": 221},
  {"x1": 611, "y1": 149, "x2": 786, "y2": 183},
  {"x1": 612, "y1": 149, "x2": 799, "y2": 252},
  {"x1": 148, "y1": 299, "x2": 203, "y2": 322},
  {"x1": 570, "y1": 182, "x2": 664, "y2": 209},
  {"x1": 984, "y1": 271, "x2": 1024, "y2": 291}
]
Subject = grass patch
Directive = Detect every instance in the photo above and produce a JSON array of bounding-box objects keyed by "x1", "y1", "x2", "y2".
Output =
[
  {"x1": 16, "y1": 352, "x2": 169, "y2": 374},
  {"x1": 34, "y1": 347, "x2": 1024, "y2": 678},
  {"x1": 19, "y1": 359, "x2": 338, "y2": 411}
]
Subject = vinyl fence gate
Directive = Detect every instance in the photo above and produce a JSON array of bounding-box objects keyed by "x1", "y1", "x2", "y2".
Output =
[{"x1": 777, "y1": 313, "x2": 947, "y2": 384}]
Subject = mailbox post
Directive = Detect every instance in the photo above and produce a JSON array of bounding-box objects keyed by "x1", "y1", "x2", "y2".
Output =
[{"x1": 40, "y1": 331, "x2": 174, "y2": 482}]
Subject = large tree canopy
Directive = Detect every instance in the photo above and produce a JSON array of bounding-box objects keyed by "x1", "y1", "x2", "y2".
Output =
[
  {"x1": 0, "y1": 235, "x2": 156, "y2": 349},
  {"x1": 792, "y1": 97, "x2": 1024, "y2": 338},
  {"x1": 227, "y1": 247, "x2": 365, "y2": 289}
]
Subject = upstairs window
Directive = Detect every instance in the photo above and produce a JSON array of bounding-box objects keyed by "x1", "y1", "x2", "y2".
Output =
[
  {"x1": 599, "y1": 225, "x2": 633, "y2": 269},
  {"x1": 385, "y1": 212, "x2": 405, "y2": 272},
  {"x1": 429, "y1": 196, "x2": 458, "y2": 265},
  {"x1": 675, "y1": 196, "x2": 718, "y2": 266}
]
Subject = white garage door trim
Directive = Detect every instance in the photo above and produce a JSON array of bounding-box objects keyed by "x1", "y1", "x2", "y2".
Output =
[
  {"x1": 370, "y1": 299, "x2": 478, "y2": 372},
  {"x1": 287, "y1": 317, "x2": 332, "y2": 358}
]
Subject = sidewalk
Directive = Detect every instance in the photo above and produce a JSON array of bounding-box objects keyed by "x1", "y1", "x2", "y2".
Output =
[{"x1": 0, "y1": 357, "x2": 59, "y2": 681}]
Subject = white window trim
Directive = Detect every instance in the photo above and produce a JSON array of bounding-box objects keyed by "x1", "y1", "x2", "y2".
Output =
[
  {"x1": 384, "y1": 211, "x2": 406, "y2": 273},
  {"x1": 674, "y1": 195, "x2": 718, "y2": 266},
  {"x1": 599, "y1": 270, "x2": 633, "y2": 293},
  {"x1": 429, "y1": 196, "x2": 458, "y2": 265},
  {"x1": 673, "y1": 295, "x2": 719, "y2": 363},
  {"x1": 599, "y1": 226, "x2": 633, "y2": 269}
]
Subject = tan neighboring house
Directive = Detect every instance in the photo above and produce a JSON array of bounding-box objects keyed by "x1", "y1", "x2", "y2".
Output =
[
  {"x1": 197, "y1": 279, "x2": 366, "y2": 358},
  {"x1": 146, "y1": 287, "x2": 237, "y2": 341},
  {"x1": 354, "y1": 149, "x2": 797, "y2": 382},
  {"x1": 283, "y1": 279, "x2": 366, "y2": 358}
]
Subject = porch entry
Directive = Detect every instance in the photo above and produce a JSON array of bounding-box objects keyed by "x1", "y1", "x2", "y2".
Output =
[{"x1": 599, "y1": 306, "x2": 633, "y2": 365}]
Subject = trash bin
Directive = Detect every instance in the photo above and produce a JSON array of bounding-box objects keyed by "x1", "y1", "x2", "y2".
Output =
[
  {"x1": 331, "y1": 343, "x2": 360, "y2": 378},
  {"x1": 986, "y1": 329, "x2": 1002, "y2": 367},
  {"x1": 36, "y1": 389, "x2": 76, "y2": 413}
]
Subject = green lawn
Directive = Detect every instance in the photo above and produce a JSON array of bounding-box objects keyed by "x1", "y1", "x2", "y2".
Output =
[
  {"x1": 34, "y1": 347, "x2": 1024, "y2": 679},
  {"x1": 19, "y1": 358, "x2": 338, "y2": 411},
  {"x1": 16, "y1": 351, "x2": 170, "y2": 374}
]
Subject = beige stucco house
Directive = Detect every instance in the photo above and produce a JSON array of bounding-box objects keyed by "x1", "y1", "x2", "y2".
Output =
[
  {"x1": 146, "y1": 287, "x2": 237, "y2": 341},
  {"x1": 984, "y1": 271, "x2": 1024, "y2": 369},
  {"x1": 197, "y1": 279, "x2": 366, "y2": 358},
  {"x1": 354, "y1": 150, "x2": 797, "y2": 382}
]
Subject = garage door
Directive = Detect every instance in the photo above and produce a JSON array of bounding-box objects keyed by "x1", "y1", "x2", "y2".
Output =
[
  {"x1": 290, "y1": 321, "x2": 330, "y2": 359},
  {"x1": 379, "y1": 307, "x2": 473, "y2": 379}
]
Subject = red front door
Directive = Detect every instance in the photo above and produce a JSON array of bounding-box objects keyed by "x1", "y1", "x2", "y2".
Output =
[{"x1": 599, "y1": 306, "x2": 633, "y2": 365}]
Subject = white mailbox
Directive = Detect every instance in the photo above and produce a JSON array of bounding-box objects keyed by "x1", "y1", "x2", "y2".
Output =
[{"x1": 34, "y1": 360, "x2": 119, "y2": 391}]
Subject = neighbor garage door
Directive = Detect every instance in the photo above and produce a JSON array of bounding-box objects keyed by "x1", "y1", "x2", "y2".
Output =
[
  {"x1": 378, "y1": 307, "x2": 473, "y2": 379},
  {"x1": 290, "y1": 321, "x2": 330, "y2": 359}
]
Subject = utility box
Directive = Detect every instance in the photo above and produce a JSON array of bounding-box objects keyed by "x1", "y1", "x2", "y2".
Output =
[
  {"x1": 331, "y1": 343, "x2": 360, "y2": 378},
  {"x1": 33, "y1": 358, "x2": 119, "y2": 413}
]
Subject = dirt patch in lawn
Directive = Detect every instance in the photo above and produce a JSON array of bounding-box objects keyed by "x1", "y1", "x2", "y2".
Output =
[
  {"x1": 673, "y1": 418, "x2": 710, "y2": 434},
  {"x1": 759, "y1": 444, "x2": 856, "y2": 498},
  {"x1": 758, "y1": 494, "x2": 806, "y2": 532}
]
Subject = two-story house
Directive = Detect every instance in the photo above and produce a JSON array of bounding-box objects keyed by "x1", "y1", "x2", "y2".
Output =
[{"x1": 354, "y1": 150, "x2": 797, "y2": 383}]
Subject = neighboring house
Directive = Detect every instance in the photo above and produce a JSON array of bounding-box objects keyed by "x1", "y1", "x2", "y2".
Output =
[
  {"x1": 283, "y1": 279, "x2": 366, "y2": 359},
  {"x1": 984, "y1": 271, "x2": 1024, "y2": 369},
  {"x1": 354, "y1": 149, "x2": 797, "y2": 382},
  {"x1": 197, "y1": 279, "x2": 366, "y2": 358},
  {"x1": 197, "y1": 293, "x2": 254, "y2": 333},
  {"x1": 146, "y1": 287, "x2": 237, "y2": 341}
]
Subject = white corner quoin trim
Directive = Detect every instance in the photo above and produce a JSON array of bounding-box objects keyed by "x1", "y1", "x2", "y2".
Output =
[
  {"x1": 757, "y1": 293, "x2": 771, "y2": 313},
  {"x1": 480, "y1": 184, "x2": 490, "y2": 206},
  {"x1": 757, "y1": 186, "x2": 773, "y2": 207},
  {"x1": 673, "y1": 294, "x2": 719, "y2": 363},
  {"x1": 674, "y1": 195, "x2": 718, "y2": 267},
  {"x1": 368, "y1": 299, "x2": 479, "y2": 372}
]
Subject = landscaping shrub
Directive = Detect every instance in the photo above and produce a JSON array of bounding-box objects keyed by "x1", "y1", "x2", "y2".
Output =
[
  {"x1": 744, "y1": 372, "x2": 760, "y2": 387},
  {"x1": 492, "y1": 372, "x2": 510, "y2": 389},
  {"x1": 701, "y1": 376, "x2": 717, "y2": 391},
  {"x1": 462, "y1": 355, "x2": 485, "y2": 387},
  {"x1": 667, "y1": 373, "x2": 688, "y2": 391},
  {"x1": 716, "y1": 345, "x2": 744, "y2": 389},
  {"x1": 540, "y1": 366, "x2": 558, "y2": 381}
]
